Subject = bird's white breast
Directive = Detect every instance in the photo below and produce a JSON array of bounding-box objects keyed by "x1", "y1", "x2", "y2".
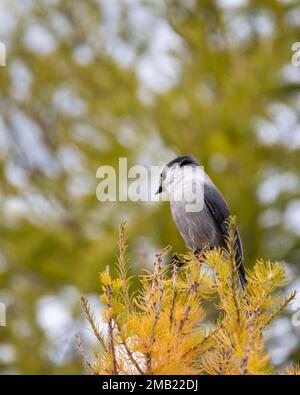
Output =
[{"x1": 165, "y1": 165, "x2": 206, "y2": 213}]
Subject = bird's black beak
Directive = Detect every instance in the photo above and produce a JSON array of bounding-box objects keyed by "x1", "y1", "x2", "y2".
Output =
[{"x1": 155, "y1": 185, "x2": 162, "y2": 195}]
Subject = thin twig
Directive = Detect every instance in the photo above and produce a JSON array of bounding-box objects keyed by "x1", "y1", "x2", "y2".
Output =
[
  {"x1": 151, "y1": 273, "x2": 164, "y2": 344},
  {"x1": 118, "y1": 221, "x2": 132, "y2": 314},
  {"x1": 81, "y1": 295, "x2": 107, "y2": 352},
  {"x1": 115, "y1": 320, "x2": 144, "y2": 375},
  {"x1": 75, "y1": 334, "x2": 96, "y2": 374},
  {"x1": 169, "y1": 264, "x2": 178, "y2": 328},
  {"x1": 260, "y1": 291, "x2": 296, "y2": 331},
  {"x1": 178, "y1": 272, "x2": 200, "y2": 333},
  {"x1": 146, "y1": 255, "x2": 163, "y2": 373},
  {"x1": 147, "y1": 273, "x2": 164, "y2": 374},
  {"x1": 182, "y1": 325, "x2": 219, "y2": 358},
  {"x1": 150, "y1": 253, "x2": 162, "y2": 309},
  {"x1": 105, "y1": 266, "x2": 118, "y2": 375},
  {"x1": 241, "y1": 311, "x2": 258, "y2": 375},
  {"x1": 228, "y1": 221, "x2": 241, "y2": 327}
]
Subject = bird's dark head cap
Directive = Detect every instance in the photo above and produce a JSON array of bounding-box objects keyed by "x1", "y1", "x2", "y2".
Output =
[{"x1": 166, "y1": 155, "x2": 200, "y2": 168}]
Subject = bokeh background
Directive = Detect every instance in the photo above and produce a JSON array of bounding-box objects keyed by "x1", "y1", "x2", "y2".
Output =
[{"x1": 0, "y1": 0, "x2": 300, "y2": 374}]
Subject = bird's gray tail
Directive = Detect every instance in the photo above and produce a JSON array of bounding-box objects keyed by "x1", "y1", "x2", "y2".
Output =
[
  {"x1": 233, "y1": 227, "x2": 247, "y2": 290},
  {"x1": 238, "y1": 266, "x2": 247, "y2": 290}
]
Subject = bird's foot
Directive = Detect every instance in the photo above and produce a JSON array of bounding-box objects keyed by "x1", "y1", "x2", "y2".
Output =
[
  {"x1": 193, "y1": 247, "x2": 202, "y2": 258},
  {"x1": 170, "y1": 253, "x2": 184, "y2": 267}
]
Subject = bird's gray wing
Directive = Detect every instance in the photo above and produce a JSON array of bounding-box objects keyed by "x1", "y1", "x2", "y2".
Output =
[{"x1": 204, "y1": 182, "x2": 246, "y2": 288}]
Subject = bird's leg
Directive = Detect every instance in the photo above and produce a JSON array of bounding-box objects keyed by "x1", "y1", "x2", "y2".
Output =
[{"x1": 170, "y1": 253, "x2": 184, "y2": 267}]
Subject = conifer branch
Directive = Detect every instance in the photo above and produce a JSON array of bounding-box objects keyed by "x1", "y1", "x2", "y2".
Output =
[
  {"x1": 178, "y1": 272, "x2": 200, "y2": 333},
  {"x1": 117, "y1": 220, "x2": 132, "y2": 315},
  {"x1": 241, "y1": 311, "x2": 257, "y2": 375},
  {"x1": 81, "y1": 295, "x2": 107, "y2": 352},
  {"x1": 79, "y1": 219, "x2": 298, "y2": 376},
  {"x1": 227, "y1": 219, "x2": 241, "y2": 327},
  {"x1": 146, "y1": 258, "x2": 164, "y2": 373},
  {"x1": 75, "y1": 334, "x2": 96, "y2": 375},
  {"x1": 260, "y1": 291, "x2": 296, "y2": 331},
  {"x1": 183, "y1": 325, "x2": 219, "y2": 358},
  {"x1": 105, "y1": 265, "x2": 118, "y2": 375},
  {"x1": 150, "y1": 252, "x2": 162, "y2": 310},
  {"x1": 169, "y1": 264, "x2": 178, "y2": 328},
  {"x1": 115, "y1": 320, "x2": 144, "y2": 375},
  {"x1": 151, "y1": 273, "x2": 164, "y2": 344}
]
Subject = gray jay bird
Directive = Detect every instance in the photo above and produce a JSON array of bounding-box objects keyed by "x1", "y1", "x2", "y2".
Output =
[{"x1": 156, "y1": 155, "x2": 246, "y2": 289}]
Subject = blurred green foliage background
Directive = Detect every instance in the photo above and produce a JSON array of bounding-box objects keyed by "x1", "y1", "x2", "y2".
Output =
[{"x1": 0, "y1": 0, "x2": 299, "y2": 374}]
